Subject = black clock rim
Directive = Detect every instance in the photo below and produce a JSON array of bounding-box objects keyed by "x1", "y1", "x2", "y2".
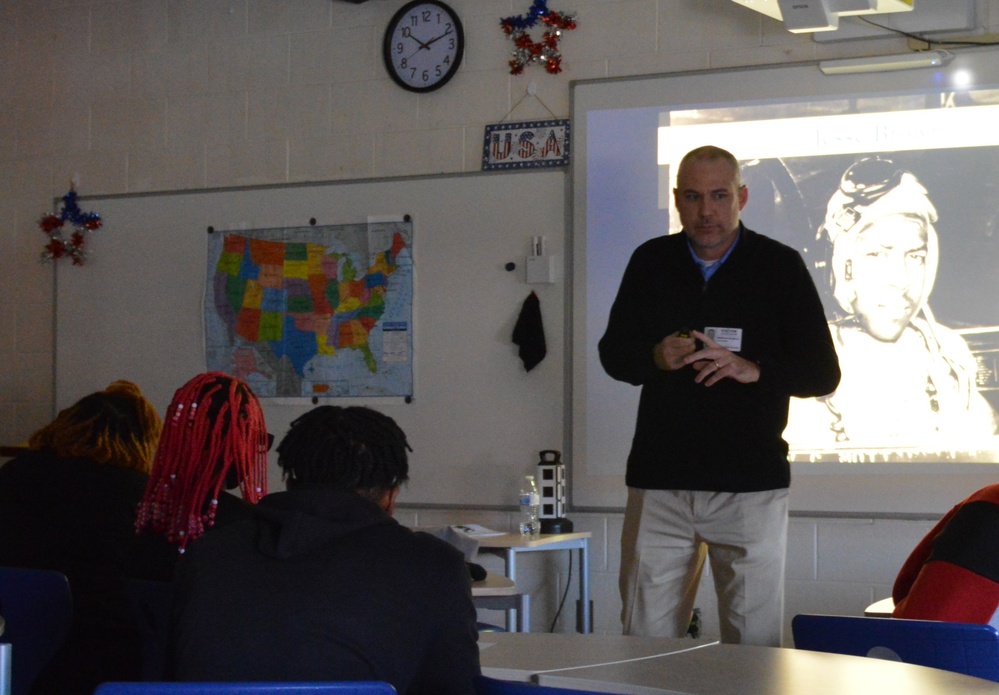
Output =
[{"x1": 382, "y1": 0, "x2": 465, "y2": 94}]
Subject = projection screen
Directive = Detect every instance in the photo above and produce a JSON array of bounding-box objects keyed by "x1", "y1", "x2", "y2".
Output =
[{"x1": 571, "y1": 47, "x2": 999, "y2": 514}]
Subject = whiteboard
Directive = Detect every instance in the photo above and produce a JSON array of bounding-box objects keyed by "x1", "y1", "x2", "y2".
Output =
[
  {"x1": 570, "y1": 48, "x2": 999, "y2": 515},
  {"x1": 56, "y1": 170, "x2": 567, "y2": 508}
]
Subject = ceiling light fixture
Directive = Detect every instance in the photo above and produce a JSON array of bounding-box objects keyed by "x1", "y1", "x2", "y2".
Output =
[{"x1": 817, "y1": 49, "x2": 954, "y2": 74}]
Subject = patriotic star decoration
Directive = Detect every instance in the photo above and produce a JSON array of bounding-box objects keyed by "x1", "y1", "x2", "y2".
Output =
[
  {"x1": 38, "y1": 186, "x2": 102, "y2": 265},
  {"x1": 501, "y1": 0, "x2": 578, "y2": 75}
]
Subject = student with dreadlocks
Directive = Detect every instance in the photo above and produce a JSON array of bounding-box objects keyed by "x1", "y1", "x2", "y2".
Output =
[
  {"x1": 127, "y1": 371, "x2": 269, "y2": 581},
  {"x1": 0, "y1": 380, "x2": 162, "y2": 695},
  {"x1": 170, "y1": 405, "x2": 480, "y2": 695}
]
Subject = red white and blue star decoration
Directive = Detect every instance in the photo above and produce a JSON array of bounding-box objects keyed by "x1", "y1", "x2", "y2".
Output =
[
  {"x1": 38, "y1": 186, "x2": 102, "y2": 265},
  {"x1": 501, "y1": 1, "x2": 578, "y2": 75}
]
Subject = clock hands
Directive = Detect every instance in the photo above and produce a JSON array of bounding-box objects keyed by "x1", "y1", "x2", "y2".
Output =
[
  {"x1": 404, "y1": 32, "x2": 431, "y2": 51},
  {"x1": 403, "y1": 27, "x2": 453, "y2": 60},
  {"x1": 421, "y1": 28, "x2": 453, "y2": 49}
]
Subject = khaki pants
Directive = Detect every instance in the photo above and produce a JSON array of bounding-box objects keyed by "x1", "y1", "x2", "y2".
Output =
[{"x1": 619, "y1": 487, "x2": 788, "y2": 646}]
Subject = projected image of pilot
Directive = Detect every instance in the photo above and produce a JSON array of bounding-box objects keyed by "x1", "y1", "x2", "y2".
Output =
[{"x1": 785, "y1": 156, "x2": 998, "y2": 450}]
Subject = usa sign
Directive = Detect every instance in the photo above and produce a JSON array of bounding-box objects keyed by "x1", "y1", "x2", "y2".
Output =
[{"x1": 482, "y1": 119, "x2": 570, "y2": 171}]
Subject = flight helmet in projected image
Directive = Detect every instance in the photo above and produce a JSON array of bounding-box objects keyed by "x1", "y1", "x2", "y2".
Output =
[{"x1": 820, "y1": 156, "x2": 939, "y2": 338}]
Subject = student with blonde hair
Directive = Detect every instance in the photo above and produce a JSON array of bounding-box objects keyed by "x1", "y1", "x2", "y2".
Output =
[{"x1": 0, "y1": 379, "x2": 162, "y2": 695}]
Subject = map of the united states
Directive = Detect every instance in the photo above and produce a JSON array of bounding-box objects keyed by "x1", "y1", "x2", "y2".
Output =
[{"x1": 205, "y1": 222, "x2": 413, "y2": 398}]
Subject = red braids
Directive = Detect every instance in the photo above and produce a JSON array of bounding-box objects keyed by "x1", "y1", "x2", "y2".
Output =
[{"x1": 135, "y1": 372, "x2": 268, "y2": 552}]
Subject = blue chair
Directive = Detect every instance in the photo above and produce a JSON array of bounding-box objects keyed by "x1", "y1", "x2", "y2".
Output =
[
  {"x1": 93, "y1": 683, "x2": 396, "y2": 694},
  {"x1": 474, "y1": 675, "x2": 605, "y2": 694},
  {"x1": 0, "y1": 566, "x2": 73, "y2": 695},
  {"x1": 791, "y1": 613, "x2": 999, "y2": 683}
]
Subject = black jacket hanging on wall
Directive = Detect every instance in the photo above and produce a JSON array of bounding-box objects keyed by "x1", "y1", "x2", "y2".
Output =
[{"x1": 513, "y1": 290, "x2": 547, "y2": 371}]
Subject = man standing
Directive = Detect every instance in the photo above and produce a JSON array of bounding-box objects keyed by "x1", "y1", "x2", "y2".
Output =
[
  {"x1": 599, "y1": 145, "x2": 840, "y2": 646},
  {"x1": 170, "y1": 405, "x2": 480, "y2": 694}
]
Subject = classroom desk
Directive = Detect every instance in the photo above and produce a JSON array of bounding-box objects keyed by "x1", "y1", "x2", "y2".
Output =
[
  {"x1": 479, "y1": 632, "x2": 713, "y2": 682},
  {"x1": 479, "y1": 633, "x2": 999, "y2": 695},
  {"x1": 865, "y1": 596, "x2": 895, "y2": 617},
  {"x1": 473, "y1": 573, "x2": 530, "y2": 632},
  {"x1": 477, "y1": 532, "x2": 592, "y2": 634}
]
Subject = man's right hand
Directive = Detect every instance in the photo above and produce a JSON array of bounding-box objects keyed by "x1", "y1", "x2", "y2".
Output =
[{"x1": 653, "y1": 332, "x2": 697, "y2": 371}]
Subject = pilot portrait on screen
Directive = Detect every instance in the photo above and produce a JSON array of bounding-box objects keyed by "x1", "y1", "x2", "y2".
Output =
[{"x1": 784, "y1": 156, "x2": 998, "y2": 453}]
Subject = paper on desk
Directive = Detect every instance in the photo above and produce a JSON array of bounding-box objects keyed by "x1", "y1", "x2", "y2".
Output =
[
  {"x1": 452, "y1": 524, "x2": 505, "y2": 538},
  {"x1": 419, "y1": 525, "x2": 480, "y2": 561}
]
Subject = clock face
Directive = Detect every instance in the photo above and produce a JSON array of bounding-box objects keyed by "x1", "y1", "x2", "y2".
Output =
[{"x1": 383, "y1": 0, "x2": 464, "y2": 93}]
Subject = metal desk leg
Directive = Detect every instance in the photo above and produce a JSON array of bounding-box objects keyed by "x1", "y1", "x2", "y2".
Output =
[
  {"x1": 518, "y1": 593, "x2": 531, "y2": 632},
  {"x1": 504, "y1": 548, "x2": 518, "y2": 632},
  {"x1": 0, "y1": 643, "x2": 11, "y2": 695},
  {"x1": 577, "y1": 542, "x2": 592, "y2": 634},
  {"x1": 473, "y1": 595, "x2": 528, "y2": 633}
]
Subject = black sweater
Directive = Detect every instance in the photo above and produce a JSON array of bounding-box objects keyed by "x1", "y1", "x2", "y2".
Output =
[
  {"x1": 171, "y1": 486, "x2": 480, "y2": 694},
  {"x1": 0, "y1": 451, "x2": 150, "y2": 693},
  {"x1": 598, "y1": 226, "x2": 840, "y2": 492}
]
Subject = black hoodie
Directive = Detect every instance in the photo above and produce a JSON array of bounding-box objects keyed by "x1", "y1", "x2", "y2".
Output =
[{"x1": 170, "y1": 486, "x2": 480, "y2": 694}]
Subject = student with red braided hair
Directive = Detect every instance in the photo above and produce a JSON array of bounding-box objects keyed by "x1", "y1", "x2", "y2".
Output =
[
  {"x1": 0, "y1": 379, "x2": 162, "y2": 695},
  {"x1": 170, "y1": 405, "x2": 480, "y2": 694},
  {"x1": 127, "y1": 372, "x2": 269, "y2": 581}
]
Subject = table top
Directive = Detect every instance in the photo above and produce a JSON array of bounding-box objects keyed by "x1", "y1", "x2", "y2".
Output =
[
  {"x1": 480, "y1": 633, "x2": 999, "y2": 695},
  {"x1": 472, "y1": 573, "x2": 518, "y2": 597},
  {"x1": 865, "y1": 596, "x2": 895, "y2": 617},
  {"x1": 479, "y1": 632, "x2": 714, "y2": 681},
  {"x1": 474, "y1": 532, "x2": 591, "y2": 549}
]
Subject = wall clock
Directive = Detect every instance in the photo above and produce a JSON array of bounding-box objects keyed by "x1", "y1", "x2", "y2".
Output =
[{"x1": 383, "y1": 0, "x2": 464, "y2": 93}]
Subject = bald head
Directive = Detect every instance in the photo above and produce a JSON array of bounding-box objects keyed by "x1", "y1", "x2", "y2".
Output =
[{"x1": 677, "y1": 146, "x2": 742, "y2": 188}]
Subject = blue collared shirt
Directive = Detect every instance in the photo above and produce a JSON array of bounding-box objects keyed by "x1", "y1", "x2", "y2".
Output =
[{"x1": 687, "y1": 227, "x2": 741, "y2": 281}]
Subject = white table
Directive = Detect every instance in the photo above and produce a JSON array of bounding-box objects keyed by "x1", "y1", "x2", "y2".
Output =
[
  {"x1": 472, "y1": 573, "x2": 530, "y2": 632},
  {"x1": 479, "y1": 632, "x2": 712, "y2": 682},
  {"x1": 864, "y1": 596, "x2": 895, "y2": 617},
  {"x1": 479, "y1": 633, "x2": 999, "y2": 695},
  {"x1": 477, "y1": 532, "x2": 592, "y2": 633}
]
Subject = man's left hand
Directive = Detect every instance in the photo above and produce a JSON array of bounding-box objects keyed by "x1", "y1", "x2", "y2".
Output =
[{"x1": 683, "y1": 330, "x2": 761, "y2": 387}]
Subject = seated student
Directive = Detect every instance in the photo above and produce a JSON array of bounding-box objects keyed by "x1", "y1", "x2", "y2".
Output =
[
  {"x1": 170, "y1": 405, "x2": 480, "y2": 695},
  {"x1": 892, "y1": 483, "x2": 999, "y2": 627},
  {"x1": 127, "y1": 371, "x2": 269, "y2": 581},
  {"x1": 0, "y1": 380, "x2": 162, "y2": 695}
]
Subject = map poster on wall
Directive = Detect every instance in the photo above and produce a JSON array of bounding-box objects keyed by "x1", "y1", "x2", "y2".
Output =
[{"x1": 204, "y1": 219, "x2": 413, "y2": 399}]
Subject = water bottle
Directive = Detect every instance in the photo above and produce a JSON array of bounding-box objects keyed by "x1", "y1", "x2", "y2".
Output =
[{"x1": 518, "y1": 475, "x2": 540, "y2": 536}]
